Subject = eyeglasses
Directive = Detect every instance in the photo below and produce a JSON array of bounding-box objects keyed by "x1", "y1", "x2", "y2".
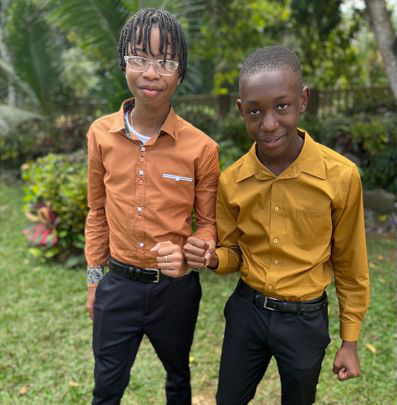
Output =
[{"x1": 124, "y1": 55, "x2": 179, "y2": 76}]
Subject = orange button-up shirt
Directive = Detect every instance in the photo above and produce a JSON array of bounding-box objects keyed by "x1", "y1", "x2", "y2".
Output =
[
  {"x1": 85, "y1": 99, "x2": 219, "y2": 281},
  {"x1": 214, "y1": 130, "x2": 369, "y2": 341}
]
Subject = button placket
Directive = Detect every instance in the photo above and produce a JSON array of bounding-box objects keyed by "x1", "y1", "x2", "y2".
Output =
[{"x1": 135, "y1": 143, "x2": 147, "y2": 253}]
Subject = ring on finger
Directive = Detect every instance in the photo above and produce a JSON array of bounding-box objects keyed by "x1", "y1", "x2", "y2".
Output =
[{"x1": 165, "y1": 255, "x2": 168, "y2": 263}]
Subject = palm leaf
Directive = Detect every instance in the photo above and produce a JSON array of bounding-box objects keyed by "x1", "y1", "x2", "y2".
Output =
[{"x1": 0, "y1": 104, "x2": 43, "y2": 134}]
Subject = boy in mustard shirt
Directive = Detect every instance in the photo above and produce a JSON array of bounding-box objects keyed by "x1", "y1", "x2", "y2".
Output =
[{"x1": 184, "y1": 46, "x2": 370, "y2": 404}]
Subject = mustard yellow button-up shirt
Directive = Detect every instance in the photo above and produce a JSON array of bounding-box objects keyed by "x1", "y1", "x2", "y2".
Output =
[
  {"x1": 215, "y1": 130, "x2": 369, "y2": 341},
  {"x1": 85, "y1": 99, "x2": 219, "y2": 282}
]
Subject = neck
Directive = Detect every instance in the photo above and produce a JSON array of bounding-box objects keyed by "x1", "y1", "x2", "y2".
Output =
[
  {"x1": 257, "y1": 133, "x2": 304, "y2": 176},
  {"x1": 130, "y1": 100, "x2": 170, "y2": 137}
]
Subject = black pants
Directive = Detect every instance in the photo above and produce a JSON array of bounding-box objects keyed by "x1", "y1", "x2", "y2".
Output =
[
  {"x1": 92, "y1": 270, "x2": 201, "y2": 405},
  {"x1": 216, "y1": 280, "x2": 330, "y2": 405}
]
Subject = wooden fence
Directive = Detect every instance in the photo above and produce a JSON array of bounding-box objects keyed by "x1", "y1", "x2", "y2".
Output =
[{"x1": 173, "y1": 86, "x2": 395, "y2": 118}]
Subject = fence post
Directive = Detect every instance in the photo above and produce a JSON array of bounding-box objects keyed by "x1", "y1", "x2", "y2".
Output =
[
  {"x1": 306, "y1": 88, "x2": 319, "y2": 116},
  {"x1": 218, "y1": 94, "x2": 231, "y2": 117}
]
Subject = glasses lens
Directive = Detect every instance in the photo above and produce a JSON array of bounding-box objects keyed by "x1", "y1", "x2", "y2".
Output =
[
  {"x1": 127, "y1": 56, "x2": 147, "y2": 71},
  {"x1": 154, "y1": 60, "x2": 178, "y2": 75}
]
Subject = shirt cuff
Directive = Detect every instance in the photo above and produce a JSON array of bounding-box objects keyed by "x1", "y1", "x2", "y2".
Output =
[
  {"x1": 214, "y1": 247, "x2": 241, "y2": 274},
  {"x1": 87, "y1": 265, "x2": 105, "y2": 286},
  {"x1": 340, "y1": 322, "x2": 362, "y2": 341}
]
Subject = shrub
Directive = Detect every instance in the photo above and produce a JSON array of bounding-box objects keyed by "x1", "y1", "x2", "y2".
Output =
[
  {"x1": 300, "y1": 111, "x2": 396, "y2": 193},
  {"x1": 21, "y1": 151, "x2": 88, "y2": 264}
]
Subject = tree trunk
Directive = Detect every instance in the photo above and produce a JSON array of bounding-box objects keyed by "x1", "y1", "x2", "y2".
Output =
[{"x1": 364, "y1": 0, "x2": 397, "y2": 102}]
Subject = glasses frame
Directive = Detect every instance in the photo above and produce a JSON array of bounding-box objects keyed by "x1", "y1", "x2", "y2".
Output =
[{"x1": 124, "y1": 55, "x2": 179, "y2": 76}]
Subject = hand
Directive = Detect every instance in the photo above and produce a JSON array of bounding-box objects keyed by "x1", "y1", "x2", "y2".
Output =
[
  {"x1": 86, "y1": 286, "x2": 97, "y2": 321},
  {"x1": 183, "y1": 236, "x2": 218, "y2": 269},
  {"x1": 151, "y1": 241, "x2": 188, "y2": 278},
  {"x1": 332, "y1": 341, "x2": 361, "y2": 381}
]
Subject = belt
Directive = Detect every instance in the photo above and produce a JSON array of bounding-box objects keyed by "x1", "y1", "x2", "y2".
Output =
[
  {"x1": 108, "y1": 256, "x2": 173, "y2": 283},
  {"x1": 237, "y1": 280, "x2": 327, "y2": 314}
]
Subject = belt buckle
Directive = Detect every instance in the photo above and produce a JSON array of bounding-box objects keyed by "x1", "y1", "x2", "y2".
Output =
[
  {"x1": 146, "y1": 268, "x2": 160, "y2": 283},
  {"x1": 263, "y1": 295, "x2": 276, "y2": 311}
]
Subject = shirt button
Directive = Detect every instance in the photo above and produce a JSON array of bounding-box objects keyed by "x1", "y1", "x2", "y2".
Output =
[
  {"x1": 137, "y1": 207, "x2": 143, "y2": 212},
  {"x1": 139, "y1": 242, "x2": 144, "y2": 247},
  {"x1": 268, "y1": 285, "x2": 273, "y2": 290},
  {"x1": 138, "y1": 180, "x2": 143, "y2": 184},
  {"x1": 139, "y1": 169, "x2": 144, "y2": 176},
  {"x1": 137, "y1": 215, "x2": 142, "y2": 220},
  {"x1": 140, "y1": 146, "x2": 145, "y2": 152},
  {"x1": 273, "y1": 238, "x2": 278, "y2": 244},
  {"x1": 274, "y1": 206, "x2": 279, "y2": 211},
  {"x1": 274, "y1": 260, "x2": 279, "y2": 264},
  {"x1": 139, "y1": 157, "x2": 144, "y2": 162}
]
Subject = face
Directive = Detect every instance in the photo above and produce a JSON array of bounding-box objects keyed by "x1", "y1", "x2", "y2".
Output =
[
  {"x1": 125, "y1": 27, "x2": 181, "y2": 107},
  {"x1": 237, "y1": 68, "x2": 309, "y2": 163}
]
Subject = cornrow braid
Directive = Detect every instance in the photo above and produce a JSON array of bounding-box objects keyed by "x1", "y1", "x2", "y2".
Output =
[{"x1": 118, "y1": 8, "x2": 187, "y2": 82}]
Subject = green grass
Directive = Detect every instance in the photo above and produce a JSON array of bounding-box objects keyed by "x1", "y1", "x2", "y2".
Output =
[{"x1": 0, "y1": 183, "x2": 395, "y2": 404}]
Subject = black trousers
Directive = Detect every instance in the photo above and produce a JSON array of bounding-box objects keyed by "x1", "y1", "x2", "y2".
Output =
[
  {"x1": 216, "y1": 280, "x2": 331, "y2": 405},
  {"x1": 92, "y1": 270, "x2": 201, "y2": 405}
]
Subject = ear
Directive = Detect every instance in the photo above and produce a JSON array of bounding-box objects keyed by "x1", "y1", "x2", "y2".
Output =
[
  {"x1": 237, "y1": 99, "x2": 244, "y2": 117},
  {"x1": 300, "y1": 86, "x2": 310, "y2": 113},
  {"x1": 177, "y1": 77, "x2": 182, "y2": 86}
]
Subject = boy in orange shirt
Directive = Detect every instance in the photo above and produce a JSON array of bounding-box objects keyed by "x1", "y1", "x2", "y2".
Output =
[{"x1": 85, "y1": 8, "x2": 219, "y2": 404}]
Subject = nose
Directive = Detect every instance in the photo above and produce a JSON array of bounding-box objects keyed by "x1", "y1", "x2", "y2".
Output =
[
  {"x1": 261, "y1": 112, "x2": 279, "y2": 133},
  {"x1": 142, "y1": 61, "x2": 160, "y2": 79}
]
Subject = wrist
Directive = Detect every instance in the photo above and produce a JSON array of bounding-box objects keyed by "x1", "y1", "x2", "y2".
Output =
[
  {"x1": 341, "y1": 341, "x2": 357, "y2": 350},
  {"x1": 207, "y1": 254, "x2": 219, "y2": 270}
]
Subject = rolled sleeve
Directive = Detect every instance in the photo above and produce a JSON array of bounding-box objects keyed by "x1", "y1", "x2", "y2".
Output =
[{"x1": 331, "y1": 165, "x2": 370, "y2": 341}]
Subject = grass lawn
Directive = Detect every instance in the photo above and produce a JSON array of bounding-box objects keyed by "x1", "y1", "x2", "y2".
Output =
[{"x1": 0, "y1": 183, "x2": 396, "y2": 404}]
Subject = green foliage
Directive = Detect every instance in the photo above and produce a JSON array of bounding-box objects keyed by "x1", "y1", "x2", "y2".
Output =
[
  {"x1": 21, "y1": 152, "x2": 88, "y2": 262},
  {"x1": 301, "y1": 110, "x2": 397, "y2": 193},
  {"x1": 61, "y1": 47, "x2": 100, "y2": 99},
  {"x1": 173, "y1": 103, "x2": 219, "y2": 135}
]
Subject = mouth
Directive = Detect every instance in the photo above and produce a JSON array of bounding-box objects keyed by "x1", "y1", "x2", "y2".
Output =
[
  {"x1": 262, "y1": 134, "x2": 286, "y2": 145},
  {"x1": 139, "y1": 86, "x2": 162, "y2": 97}
]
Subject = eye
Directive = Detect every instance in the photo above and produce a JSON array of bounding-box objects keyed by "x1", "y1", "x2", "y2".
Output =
[
  {"x1": 158, "y1": 60, "x2": 178, "y2": 70},
  {"x1": 129, "y1": 56, "x2": 146, "y2": 66},
  {"x1": 249, "y1": 109, "x2": 261, "y2": 116},
  {"x1": 277, "y1": 104, "x2": 289, "y2": 110}
]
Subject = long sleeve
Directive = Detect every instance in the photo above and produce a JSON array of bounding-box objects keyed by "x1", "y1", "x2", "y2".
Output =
[
  {"x1": 214, "y1": 177, "x2": 242, "y2": 274},
  {"x1": 331, "y1": 165, "x2": 370, "y2": 341},
  {"x1": 85, "y1": 126, "x2": 110, "y2": 286},
  {"x1": 193, "y1": 143, "x2": 220, "y2": 241}
]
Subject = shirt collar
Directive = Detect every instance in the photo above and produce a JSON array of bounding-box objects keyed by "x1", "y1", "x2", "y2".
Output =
[
  {"x1": 236, "y1": 129, "x2": 326, "y2": 182},
  {"x1": 107, "y1": 98, "x2": 179, "y2": 140}
]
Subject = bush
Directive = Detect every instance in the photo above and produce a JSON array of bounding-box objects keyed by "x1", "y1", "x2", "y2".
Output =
[
  {"x1": 21, "y1": 151, "x2": 88, "y2": 265},
  {"x1": 300, "y1": 111, "x2": 396, "y2": 193}
]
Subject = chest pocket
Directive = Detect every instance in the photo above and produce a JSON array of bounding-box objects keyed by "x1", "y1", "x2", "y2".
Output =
[
  {"x1": 291, "y1": 208, "x2": 332, "y2": 249},
  {"x1": 161, "y1": 173, "x2": 193, "y2": 183}
]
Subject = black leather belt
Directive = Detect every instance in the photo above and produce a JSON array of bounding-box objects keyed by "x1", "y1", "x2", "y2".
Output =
[
  {"x1": 108, "y1": 256, "x2": 173, "y2": 283},
  {"x1": 237, "y1": 279, "x2": 327, "y2": 314}
]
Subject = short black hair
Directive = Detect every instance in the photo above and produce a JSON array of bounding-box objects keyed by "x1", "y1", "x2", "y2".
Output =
[
  {"x1": 239, "y1": 46, "x2": 302, "y2": 89},
  {"x1": 118, "y1": 8, "x2": 187, "y2": 82}
]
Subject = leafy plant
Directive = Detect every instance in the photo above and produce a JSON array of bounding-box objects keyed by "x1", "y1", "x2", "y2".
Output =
[{"x1": 21, "y1": 151, "x2": 88, "y2": 263}]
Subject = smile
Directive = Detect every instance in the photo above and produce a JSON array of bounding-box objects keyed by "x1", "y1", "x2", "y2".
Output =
[
  {"x1": 263, "y1": 134, "x2": 285, "y2": 144},
  {"x1": 139, "y1": 86, "x2": 162, "y2": 97}
]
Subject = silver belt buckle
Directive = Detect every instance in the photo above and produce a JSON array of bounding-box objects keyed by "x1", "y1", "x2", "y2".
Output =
[
  {"x1": 263, "y1": 295, "x2": 276, "y2": 311},
  {"x1": 146, "y1": 268, "x2": 160, "y2": 283}
]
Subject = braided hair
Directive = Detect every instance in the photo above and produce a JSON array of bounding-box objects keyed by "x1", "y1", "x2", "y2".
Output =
[
  {"x1": 239, "y1": 46, "x2": 302, "y2": 89},
  {"x1": 119, "y1": 8, "x2": 187, "y2": 82}
]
